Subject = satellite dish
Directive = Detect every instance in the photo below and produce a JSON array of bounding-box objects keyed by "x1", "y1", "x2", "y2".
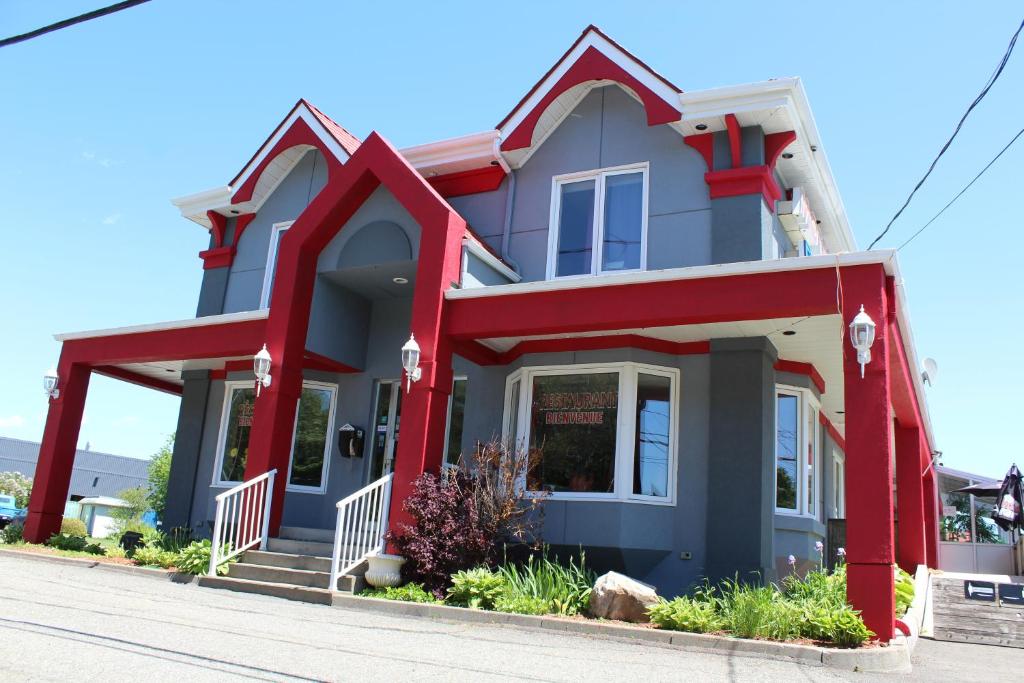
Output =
[{"x1": 922, "y1": 358, "x2": 938, "y2": 386}]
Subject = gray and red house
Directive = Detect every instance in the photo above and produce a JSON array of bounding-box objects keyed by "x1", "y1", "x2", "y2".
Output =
[{"x1": 26, "y1": 26, "x2": 939, "y2": 641}]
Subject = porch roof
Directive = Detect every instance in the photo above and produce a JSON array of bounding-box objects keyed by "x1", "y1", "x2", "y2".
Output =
[{"x1": 446, "y1": 250, "x2": 936, "y2": 451}]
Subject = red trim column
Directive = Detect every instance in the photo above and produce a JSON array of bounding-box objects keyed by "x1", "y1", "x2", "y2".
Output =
[
  {"x1": 24, "y1": 360, "x2": 91, "y2": 543},
  {"x1": 895, "y1": 424, "x2": 927, "y2": 572},
  {"x1": 841, "y1": 264, "x2": 895, "y2": 642},
  {"x1": 923, "y1": 457, "x2": 940, "y2": 568}
]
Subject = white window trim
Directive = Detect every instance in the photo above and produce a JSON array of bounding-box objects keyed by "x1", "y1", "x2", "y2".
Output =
[
  {"x1": 832, "y1": 449, "x2": 846, "y2": 518},
  {"x1": 442, "y1": 376, "x2": 468, "y2": 470},
  {"x1": 503, "y1": 361, "x2": 678, "y2": 505},
  {"x1": 259, "y1": 220, "x2": 294, "y2": 310},
  {"x1": 774, "y1": 385, "x2": 822, "y2": 519},
  {"x1": 212, "y1": 378, "x2": 337, "y2": 495},
  {"x1": 545, "y1": 162, "x2": 649, "y2": 280}
]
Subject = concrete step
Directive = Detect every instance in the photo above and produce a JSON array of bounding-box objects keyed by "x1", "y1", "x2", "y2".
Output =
[
  {"x1": 198, "y1": 575, "x2": 335, "y2": 604},
  {"x1": 277, "y1": 526, "x2": 335, "y2": 543},
  {"x1": 266, "y1": 537, "x2": 334, "y2": 557},
  {"x1": 227, "y1": 562, "x2": 333, "y2": 589},
  {"x1": 242, "y1": 550, "x2": 332, "y2": 573}
]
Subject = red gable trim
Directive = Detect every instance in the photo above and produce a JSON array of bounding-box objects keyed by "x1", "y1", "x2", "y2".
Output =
[
  {"x1": 683, "y1": 133, "x2": 714, "y2": 171},
  {"x1": 765, "y1": 130, "x2": 797, "y2": 171},
  {"x1": 820, "y1": 412, "x2": 846, "y2": 452},
  {"x1": 429, "y1": 166, "x2": 506, "y2": 198},
  {"x1": 501, "y1": 45, "x2": 682, "y2": 152},
  {"x1": 725, "y1": 114, "x2": 742, "y2": 169},
  {"x1": 304, "y1": 349, "x2": 360, "y2": 374},
  {"x1": 232, "y1": 213, "x2": 258, "y2": 248},
  {"x1": 229, "y1": 100, "x2": 359, "y2": 188},
  {"x1": 232, "y1": 115, "x2": 345, "y2": 205},
  {"x1": 199, "y1": 246, "x2": 234, "y2": 270},
  {"x1": 497, "y1": 25, "x2": 681, "y2": 131},
  {"x1": 705, "y1": 165, "x2": 782, "y2": 207},
  {"x1": 775, "y1": 359, "x2": 826, "y2": 394},
  {"x1": 207, "y1": 211, "x2": 228, "y2": 248}
]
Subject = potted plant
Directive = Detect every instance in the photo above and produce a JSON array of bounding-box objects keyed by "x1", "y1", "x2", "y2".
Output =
[{"x1": 364, "y1": 552, "x2": 406, "y2": 588}]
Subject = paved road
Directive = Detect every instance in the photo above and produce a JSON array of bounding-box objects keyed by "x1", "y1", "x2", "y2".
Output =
[{"x1": 1, "y1": 554, "x2": 1022, "y2": 681}]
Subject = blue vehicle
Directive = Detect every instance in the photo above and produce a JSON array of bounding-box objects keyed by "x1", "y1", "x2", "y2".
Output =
[{"x1": 0, "y1": 494, "x2": 22, "y2": 529}]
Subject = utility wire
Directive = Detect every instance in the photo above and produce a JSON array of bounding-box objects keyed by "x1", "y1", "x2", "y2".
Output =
[
  {"x1": 0, "y1": 0, "x2": 151, "y2": 49},
  {"x1": 867, "y1": 16, "x2": 1024, "y2": 249},
  {"x1": 897, "y1": 125, "x2": 1024, "y2": 251}
]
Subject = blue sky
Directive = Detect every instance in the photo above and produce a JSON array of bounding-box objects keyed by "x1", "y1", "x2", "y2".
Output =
[{"x1": 0, "y1": 2, "x2": 1021, "y2": 476}]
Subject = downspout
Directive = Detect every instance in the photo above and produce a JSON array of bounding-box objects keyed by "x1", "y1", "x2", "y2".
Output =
[{"x1": 493, "y1": 136, "x2": 521, "y2": 274}]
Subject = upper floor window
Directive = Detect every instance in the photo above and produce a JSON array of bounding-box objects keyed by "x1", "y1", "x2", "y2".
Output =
[
  {"x1": 775, "y1": 386, "x2": 821, "y2": 518},
  {"x1": 259, "y1": 221, "x2": 293, "y2": 309},
  {"x1": 547, "y1": 163, "x2": 648, "y2": 279}
]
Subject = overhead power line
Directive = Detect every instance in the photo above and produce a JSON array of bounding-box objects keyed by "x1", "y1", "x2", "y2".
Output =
[
  {"x1": 0, "y1": 0, "x2": 152, "y2": 49},
  {"x1": 897, "y1": 125, "x2": 1024, "y2": 251},
  {"x1": 867, "y1": 16, "x2": 1024, "y2": 249}
]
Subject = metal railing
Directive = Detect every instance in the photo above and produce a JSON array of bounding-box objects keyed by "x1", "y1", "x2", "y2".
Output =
[
  {"x1": 329, "y1": 473, "x2": 394, "y2": 590},
  {"x1": 208, "y1": 469, "x2": 277, "y2": 575}
]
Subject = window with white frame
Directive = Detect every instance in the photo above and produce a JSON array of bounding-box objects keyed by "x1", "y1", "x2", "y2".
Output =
[
  {"x1": 547, "y1": 163, "x2": 648, "y2": 278},
  {"x1": 775, "y1": 386, "x2": 821, "y2": 518},
  {"x1": 832, "y1": 449, "x2": 846, "y2": 518},
  {"x1": 443, "y1": 377, "x2": 467, "y2": 467},
  {"x1": 213, "y1": 379, "x2": 337, "y2": 493},
  {"x1": 259, "y1": 221, "x2": 293, "y2": 309},
  {"x1": 504, "y1": 362, "x2": 677, "y2": 503}
]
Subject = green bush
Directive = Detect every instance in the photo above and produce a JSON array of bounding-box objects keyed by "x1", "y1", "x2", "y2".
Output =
[
  {"x1": 45, "y1": 533, "x2": 104, "y2": 555},
  {"x1": 895, "y1": 567, "x2": 914, "y2": 617},
  {"x1": 132, "y1": 545, "x2": 177, "y2": 569},
  {"x1": 448, "y1": 568, "x2": 507, "y2": 609},
  {"x1": 494, "y1": 593, "x2": 550, "y2": 615},
  {"x1": 1, "y1": 522, "x2": 24, "y2": 544},
  {"x1": 497, "y1": 552, "x2": 594, "y2": 616},
  {"x1": 60, "y1": 517, "x2": 87, "y2": 537},
  {"x1": 362, "y1": 583, "x2": 438, "y2": 603},
  {"x1": 800, "y1": 602, "x2": 873, "y2": 647},
  {"x1": 0, "y1": 471, "x2": 32, "y2": 508},
  {"x1": 648, "y1": 596, "x2": 723, "y2": 634},
  {"x1": 174, "y1": 539, "x2": 233, "y2": 575},
  {"x1": 719, "y1": 579, "x2": 802, "y2": 641}
]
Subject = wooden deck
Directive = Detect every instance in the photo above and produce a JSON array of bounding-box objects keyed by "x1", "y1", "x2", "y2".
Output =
[{"x1": 932, "y1": 572, "x2": 1024, "y2": 648}]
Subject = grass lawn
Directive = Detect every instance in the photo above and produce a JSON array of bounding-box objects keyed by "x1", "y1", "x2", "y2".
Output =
[{"x1": 0, "y1": 537, "x2": 135, "y2": 565}]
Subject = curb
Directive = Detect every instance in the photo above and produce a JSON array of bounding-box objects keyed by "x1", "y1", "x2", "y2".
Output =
[
  {"x1": 0, "y1": 547, "x2": 198, "y2": 584},
  {"x1": 330, "y1": 593, "x2": 911, "y2": 672}
]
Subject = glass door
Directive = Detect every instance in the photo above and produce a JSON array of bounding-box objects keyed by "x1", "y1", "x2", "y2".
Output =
[{"x1": 369, "y1": 380, "x2": 402, "y2": 482}]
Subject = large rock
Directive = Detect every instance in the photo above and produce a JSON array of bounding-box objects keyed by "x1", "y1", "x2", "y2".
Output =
[{"x1": 589, "y1": 571, "x2": 659, "y2": 622}]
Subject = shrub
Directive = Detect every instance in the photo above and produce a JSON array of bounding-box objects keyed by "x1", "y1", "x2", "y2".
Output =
[
  {"x1": 718, "y1": 578, "x2": 801, "y2": 641},
  {"x1": 0, "y1": 471, "x2": 32, "y2": 508},
  {"x1": 46, "y1": 533, "x2": 103, "y2": 554},
  {"x1": 498, "y1": 552, "x2": 594, "y2": 616},
  {"x1": 362, "y1": 583, "x2": 438, "y2": 603},
  {"x1": 648, "y1": 597, "x2": 723, "y2": 634},
  {"x1": 388, "y1": 441, "x2": 547, "y2": 598},
  {"x1": 110, "y1": 487, "x2": 150, "y2": 535},
  {"x1": 175, "y1": 539, "x2": 233, "y2": 575},
  {"x1": 1, "y1": 522, "x2": 24, "y2": 544},
  {"x1": 448, "y1": 568, "x2": 507, "y2": 609},
  {"x1": 147, "y1": 435, "x2": 173, "y2": 521},
  {"x1": 60, "y1": 517, "x2": 88, "y2": 537},
  {"x1": 131, "y1": 545, "x2": 177, "y2": 569},
  {"x1": 494, "y1": 594, "x2": 549, "y2": 615}
]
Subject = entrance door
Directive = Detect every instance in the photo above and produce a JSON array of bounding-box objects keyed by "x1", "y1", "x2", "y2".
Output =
[{"x1": 369, "y1": 380, "x2": 402, "y2": 482}]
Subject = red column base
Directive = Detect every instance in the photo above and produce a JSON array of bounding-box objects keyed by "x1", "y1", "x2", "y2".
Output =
[
  {"x1": 23, "y1": 510, "x2": 63, "y2": 544},
  {"x1": 847, "y1": 562, "x2": 895, "y2": 642}
]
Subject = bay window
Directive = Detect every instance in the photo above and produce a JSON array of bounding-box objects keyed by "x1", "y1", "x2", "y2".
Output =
[
  {"x1": 504, "y1": 362, "x2": 677, "y2": 504},
  {"x1": 214, "y1": 379, "x2": 337, "y2": 493},
  {"x1": 775, "y1": 386, "x2": 821, "y2": 518},
  {"x1": 547, "y1": 163, "x2": 648, "y2": 278}
]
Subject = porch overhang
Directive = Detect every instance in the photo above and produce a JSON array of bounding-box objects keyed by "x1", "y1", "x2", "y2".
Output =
[{"x1": 445, "y1": 250, "x2": 936, "y2": 451}]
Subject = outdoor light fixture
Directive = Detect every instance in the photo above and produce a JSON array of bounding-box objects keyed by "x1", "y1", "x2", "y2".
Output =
[
  {"x1": 253, "y1": 344, "x2": 272, "y2": 396},
  {"x1": 43, "y1": 368, "x2": 59, "y2": 400},
  {"x1": 781, "y1": 152, "x2": 794, "y2": 159},
  {"x1": 848, "y1": 305, "x2": 877, "y2": 378},
  {"x1": 694, "y1": 123, "x2": 708, "y2": 131},
  {"x1": 401, "y1": 333, "x2": 422, "y2": 393}
]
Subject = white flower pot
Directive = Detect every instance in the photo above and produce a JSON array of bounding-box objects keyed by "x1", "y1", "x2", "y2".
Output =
[{"x1": 364, "y1": 553, "x2": 406, "y2": 588}]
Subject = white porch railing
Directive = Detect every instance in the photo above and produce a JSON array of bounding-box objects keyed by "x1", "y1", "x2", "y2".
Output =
[
  {"x1": 329, "y1": 473, "x2": 394, "y2": 590},
  {"x1": 208, "y1": 469, "x2": 277, "y2": 575}
]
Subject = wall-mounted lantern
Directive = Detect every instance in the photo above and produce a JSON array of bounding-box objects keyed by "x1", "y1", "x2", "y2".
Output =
[
  {"x1": 848, "y1": 305, "x2": 877, "y2": 379},
  {"x1": 43, "y1": 368, "x2": 59, "y2": 400},
  {"x1": 401, "y1": 334, "x2": 422, "y2": 393},
  {"x1": 254, "y1": 344, "x2": 273, "y2": 396}
]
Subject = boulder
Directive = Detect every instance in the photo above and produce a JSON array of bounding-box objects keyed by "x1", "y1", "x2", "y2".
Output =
[{"x1": 589, "y1": 571, "x2": 659, "y2": 622}]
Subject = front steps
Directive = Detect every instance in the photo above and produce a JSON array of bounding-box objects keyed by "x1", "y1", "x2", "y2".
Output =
[{"x1": 197, "y1": 525, "x2": 368, "y2": 604}]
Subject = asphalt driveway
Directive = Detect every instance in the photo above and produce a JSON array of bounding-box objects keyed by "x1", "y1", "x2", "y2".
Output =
[{"x1": 0, "y1": 552, "x2": 1020, "y2": 681}]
